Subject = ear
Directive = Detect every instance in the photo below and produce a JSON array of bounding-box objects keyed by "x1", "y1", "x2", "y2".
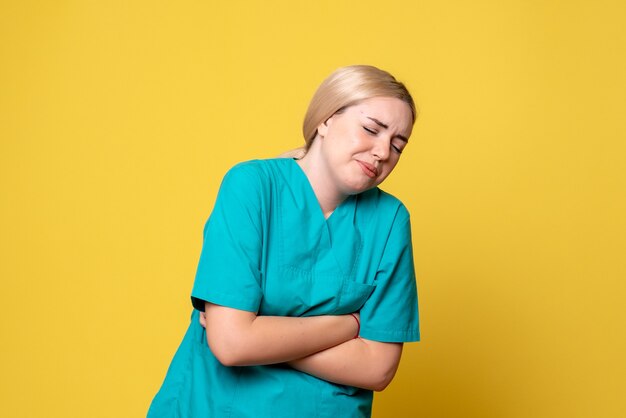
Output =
[{"x1": 316, "y1": 116, "x2": 333, "y2": 138}]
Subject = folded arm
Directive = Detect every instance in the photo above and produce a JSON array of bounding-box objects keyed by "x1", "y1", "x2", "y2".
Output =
[
  {"x1": 203, "y1": 302, "x2": 358, "y2": 367},
  {"x1": 288, "y1": 338, "x2": 403, "y2": 392}
]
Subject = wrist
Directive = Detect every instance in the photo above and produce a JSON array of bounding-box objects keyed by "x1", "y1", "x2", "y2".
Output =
[{"x1": 349, "y1": 313, "x2": 360, "y2": 339}]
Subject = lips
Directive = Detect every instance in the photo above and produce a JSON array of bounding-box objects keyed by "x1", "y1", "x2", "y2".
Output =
[{"x1": 356, "y1": 160, "x2": 378, "y2": 178}]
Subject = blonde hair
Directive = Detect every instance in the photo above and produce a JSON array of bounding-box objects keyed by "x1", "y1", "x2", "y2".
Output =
[{"x1": 302, "y1": 65, "x2": 417, "y2": 150}]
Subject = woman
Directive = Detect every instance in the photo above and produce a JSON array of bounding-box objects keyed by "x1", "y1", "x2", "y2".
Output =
[{"x1": 148, "y1": 65, "x2": 420, "y2": 418}]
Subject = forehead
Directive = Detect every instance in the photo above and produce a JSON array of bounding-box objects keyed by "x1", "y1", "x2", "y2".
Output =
[{"x1": 351, "y1": 97, "x2": 413, "y2": 134}]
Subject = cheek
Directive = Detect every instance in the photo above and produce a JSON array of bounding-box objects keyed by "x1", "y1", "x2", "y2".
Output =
[
  {"x1": 345, "y1": 126, "x2": 368, "y2": 144},
  {"x1": 356, "y1": 130, "x2": 373, "y2": 145},
  {"x1": 330, "y1": 126, "x2": 354, "y2": 147}
]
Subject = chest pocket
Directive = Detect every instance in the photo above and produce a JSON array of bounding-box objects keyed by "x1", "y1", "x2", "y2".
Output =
[{"x1": 260, "y1": 265, "x2": 376, "y2": 316}]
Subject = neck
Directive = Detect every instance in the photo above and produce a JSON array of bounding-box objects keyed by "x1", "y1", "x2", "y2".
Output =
[{"x1": 295, "y1": 143, "x2": 347, "y2": 218}]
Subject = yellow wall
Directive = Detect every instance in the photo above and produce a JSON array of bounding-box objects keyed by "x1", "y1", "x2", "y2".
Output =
[{"x1": 1, "y1": 1, "x2": 624, "y2": 417}]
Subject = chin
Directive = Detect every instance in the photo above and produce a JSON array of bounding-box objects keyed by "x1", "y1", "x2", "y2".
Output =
[
  {"x1": 343, "y1": 182, "x2": 376, "y2": 195},
  {"x1": 340, "y1": 172, "x2": 380, "y2": 194}
]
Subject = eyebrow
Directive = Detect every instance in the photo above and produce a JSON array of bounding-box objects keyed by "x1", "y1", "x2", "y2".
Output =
[{"x1": 366, "y1": 116, "x2": 409, "y2": 142}]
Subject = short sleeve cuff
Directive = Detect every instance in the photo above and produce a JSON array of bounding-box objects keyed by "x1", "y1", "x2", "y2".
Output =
[
  {"x1": 191, "y1": 288, "x2": 262, "y2": 313},
  {"x1": 359, "y1": 325, "x2": 420, "y2": 343}
]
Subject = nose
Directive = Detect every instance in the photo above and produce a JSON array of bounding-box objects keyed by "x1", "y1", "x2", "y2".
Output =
[{"x1": 371, "y1": 137, "x2": 390, "y2": 161}]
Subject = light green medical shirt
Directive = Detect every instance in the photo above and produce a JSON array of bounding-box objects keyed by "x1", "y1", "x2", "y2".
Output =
[{"x1": 148, "y1": 158, "x2": 419, "y2": 418}]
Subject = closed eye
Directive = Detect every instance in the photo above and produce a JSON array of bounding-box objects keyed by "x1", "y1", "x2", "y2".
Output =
[
  {"x1": 363, "y1": 126, "x2": 378, "y2": 135},
  {"x1": 365, "y1": 126, "x2": 404, "y2": 154}
]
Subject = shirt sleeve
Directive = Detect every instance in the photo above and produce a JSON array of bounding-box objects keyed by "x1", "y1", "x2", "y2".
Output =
[
  {"x1": 190, "y1": 163, "x2": 265, "y2": 313},
  {"x1": 358, "y1": 206, "x2": 420, "y2": 343}
]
